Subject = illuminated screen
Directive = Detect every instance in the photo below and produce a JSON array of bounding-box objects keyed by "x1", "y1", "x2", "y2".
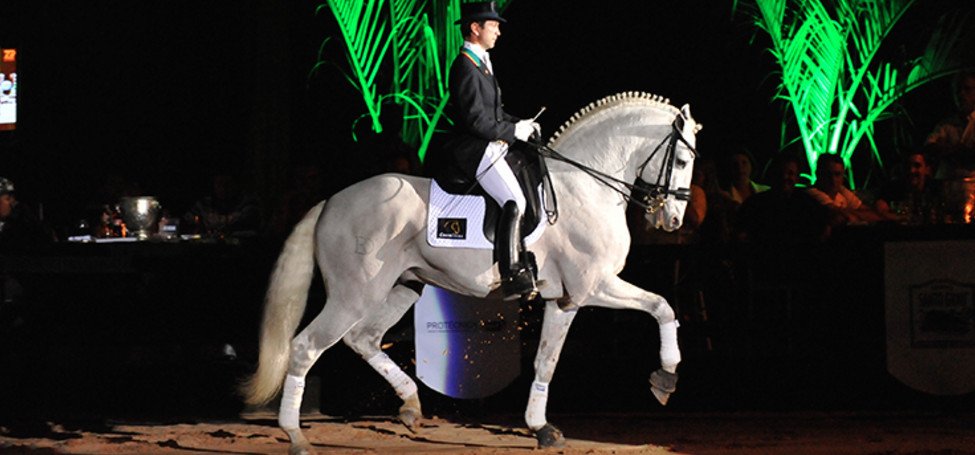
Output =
[{"x1": 0, "y1": 48, "x2": 16, "y2": 131}]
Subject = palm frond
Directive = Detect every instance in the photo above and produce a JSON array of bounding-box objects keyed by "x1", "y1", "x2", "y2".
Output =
[
  {"x1": 835, "y1": 0, "x2": 914, "y2": 69},
  {"x1": 390, "y1": 0, "x2": 428, "y2": 92},
  {"x1": 744, "y1": 0, "x2": 970, "y2": 186},
  {"x1": 327, "y1": 0, "x2": 392, "y2": 133},
  {"x1": 774, "y1": 0, "x2": 844, "y2": 173},
  {"x1": 906, "y1": 11, "x2": 971, "y2": 87}
]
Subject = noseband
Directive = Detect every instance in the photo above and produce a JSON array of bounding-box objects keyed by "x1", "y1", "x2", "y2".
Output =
[{"x1": 634, "y1": 118, "x2": 697, "y2": 214}]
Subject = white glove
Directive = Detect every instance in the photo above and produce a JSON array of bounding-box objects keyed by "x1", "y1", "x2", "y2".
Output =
[
  {"x1": 531, "y1": 121, "x2": 542, "y2": 139},
  {"x1": 514, "y1": 120, "x2": 535, "y2": 142}
]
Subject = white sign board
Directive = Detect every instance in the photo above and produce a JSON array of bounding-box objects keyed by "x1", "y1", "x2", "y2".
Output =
[
  {"x1": 885, "y1": 240, "x2": 975, "y2": 395},
  {"x1": 414, "y1": 286, "x2": 521, "y2": 399}
]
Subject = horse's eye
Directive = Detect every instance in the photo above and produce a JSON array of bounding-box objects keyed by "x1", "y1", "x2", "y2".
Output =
[{"x1": 675, "y1": 159, "x2": 688, "y2": 169}]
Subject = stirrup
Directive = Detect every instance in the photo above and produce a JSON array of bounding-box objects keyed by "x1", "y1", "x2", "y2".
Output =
[{"x1": 502, "y1": 267, "x2": 538, "y2": 301}]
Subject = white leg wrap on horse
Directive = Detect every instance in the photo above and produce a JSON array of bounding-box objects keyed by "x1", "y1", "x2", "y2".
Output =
[
  {"x1": 367, "y1": 352, "x2": 418, "y2": 399},
  {"x1": 279, "y1": 374, "x2": 305, "y2": 430},
  {"x1": 525, "y1": 380, "x2": 549, "y2": 430},
  {"x1": 659, "y1": 320, "x2": 681, "y2": 368}
]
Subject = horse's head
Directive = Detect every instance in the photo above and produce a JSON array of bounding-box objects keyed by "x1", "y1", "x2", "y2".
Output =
[
  {"x1": 545, "y1": 93, "x2": 700, "y2": 232},
  {"x1": 638, "y1": 104, "x2": 699, "y2": 232}
]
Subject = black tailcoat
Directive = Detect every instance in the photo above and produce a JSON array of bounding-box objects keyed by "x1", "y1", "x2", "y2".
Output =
[{"x1": 428, "y1": 49, "x2": 520, "y2": 180}]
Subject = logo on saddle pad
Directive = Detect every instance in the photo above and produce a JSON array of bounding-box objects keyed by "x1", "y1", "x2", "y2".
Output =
[
  {"x1": 427, "y1": 180, "x2": 545, "y2": 250},
  {"x1": 437, "y1": 218, "x2": 467, "y2": 240}
]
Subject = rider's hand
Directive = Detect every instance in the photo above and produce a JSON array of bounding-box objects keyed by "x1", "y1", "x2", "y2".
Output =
[
  {"x1": 514, "y1": 120, "x2": 535, "y2": 142},
  {"x1": 530, "y1": 122, "x2": 542, "y2": 141}
]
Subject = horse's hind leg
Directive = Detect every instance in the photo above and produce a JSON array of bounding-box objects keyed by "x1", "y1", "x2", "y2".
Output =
[
  {"x1": 280, "y1": 300, "x2": 366, "y2": 455},
  {"x1": 525, "y1": 299, "x2": 578, "y2": 448},
  {"x1": 343, "y1": 283, "x2": 424, "y2": 431}
]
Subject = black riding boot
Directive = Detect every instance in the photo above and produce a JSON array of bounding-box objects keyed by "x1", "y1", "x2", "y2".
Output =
[{"x1": 497, "y1": 201, "x2": 538, "y2": 301}]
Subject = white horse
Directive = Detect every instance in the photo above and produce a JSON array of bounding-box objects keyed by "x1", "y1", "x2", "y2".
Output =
[{"x1": 242, "y1": 92, "x2": 700, "y2": 454}]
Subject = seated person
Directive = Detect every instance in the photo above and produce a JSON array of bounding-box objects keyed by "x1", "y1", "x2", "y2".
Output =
[
  {"x1": 875, "y1": 150, "x2": 939, "y2": 222},
  {"x1": 806, "y1": 154, "x2": 882, "y2": 224},
  {"x1": 719, "y1": 149, "x2": 769, "y2": 205},
  {"x1": 0, "y1": 177, "x2": 55, "y2": 329},
  {"x1": 737, "y1": 154, "x2": 829, "y2": 244},
  {"x1": 184, "y1": 173, "x2": 261, "y2": 237},
  {"x1": 926, "y1": 71, "x2": 975, "y2": 177},
  {"x1": 0, "y1": 177, "x2": 55, "y2": 252},
  {"x1": 629, "y1": 159, "x2": 709, "y2": 245}
]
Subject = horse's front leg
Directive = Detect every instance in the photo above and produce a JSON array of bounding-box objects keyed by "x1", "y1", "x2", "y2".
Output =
[
  {"x1": 525, "y1": 299, "x2": 578, "y2": 448},
  {"x1": 586, "y1": 276, "x2": 681, "y2": 404}
]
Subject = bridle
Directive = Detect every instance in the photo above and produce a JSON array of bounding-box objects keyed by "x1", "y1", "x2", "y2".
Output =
[
  {"x1": 534, "y1": 115, "x2": 698, "y2": 217},
  {"x1": 632, "y1": 115, "x2": 697, "y2": 214}
]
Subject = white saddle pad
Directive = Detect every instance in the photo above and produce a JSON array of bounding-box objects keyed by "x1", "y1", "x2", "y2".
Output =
[{"x1": 426, "y1": 180, "x2": 546, "y2": 249}]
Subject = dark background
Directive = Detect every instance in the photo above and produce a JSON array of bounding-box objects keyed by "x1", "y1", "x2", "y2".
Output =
[
  {"x1": 1, "y1": 0, "x2": 973, "y2": 233},
  {"x1": 2, "y1": 1, "x2": 975, "y2": 419}
]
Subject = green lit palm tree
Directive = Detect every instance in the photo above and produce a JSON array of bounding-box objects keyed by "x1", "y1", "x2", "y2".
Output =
[
  {"x1": 315, "y1": 0, "x2": 514, "y2": 161},
  {"x1": 737, "y1": 0, "x2": 970, "y2": 186},
  {"x1": 318, "y1": 0, "x2": 391, "y2": 134}
]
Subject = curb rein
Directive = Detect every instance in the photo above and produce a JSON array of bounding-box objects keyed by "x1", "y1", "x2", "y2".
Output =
[{"x1": 530, "y1": 118, "x2": 697, "y2": 221}]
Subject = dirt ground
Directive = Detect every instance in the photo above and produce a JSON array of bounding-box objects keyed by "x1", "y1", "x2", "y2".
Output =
[{"x1": 2, "y1": 411, "x2": 974, "y2": 454}]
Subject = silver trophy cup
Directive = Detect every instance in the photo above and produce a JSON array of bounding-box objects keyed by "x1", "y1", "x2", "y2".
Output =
[{"x1": 119, "y1": 196, "x2": 162, "y2": 240}]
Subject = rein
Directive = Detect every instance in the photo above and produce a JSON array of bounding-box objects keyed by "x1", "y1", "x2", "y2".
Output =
[{"x1": 533, "y1": 119, "x2": 697, "y2": 215}]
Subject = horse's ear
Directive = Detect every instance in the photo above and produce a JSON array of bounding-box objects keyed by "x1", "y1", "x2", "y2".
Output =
[{"x1": 680, "y1": 104, "x2": 692, "y2": 120}]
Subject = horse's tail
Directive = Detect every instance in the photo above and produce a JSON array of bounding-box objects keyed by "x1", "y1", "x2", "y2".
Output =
[{"x1": 240, "y1": 200, "x2": 326, "y2": 406}]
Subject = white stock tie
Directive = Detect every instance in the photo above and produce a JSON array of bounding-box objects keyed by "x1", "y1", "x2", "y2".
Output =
[{"x1": 483, "y1": 52, "x2": 494, "y2": 75}]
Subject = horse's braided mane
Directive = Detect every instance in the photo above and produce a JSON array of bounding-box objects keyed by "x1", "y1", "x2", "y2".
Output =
[{"x1": 547, "y1": 91, "x2": 680, "y2": 147}]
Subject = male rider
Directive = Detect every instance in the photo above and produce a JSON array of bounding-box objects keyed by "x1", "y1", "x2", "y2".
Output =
[{"x1": 435, "y1": 1, "x2": 540, "y2": 300}]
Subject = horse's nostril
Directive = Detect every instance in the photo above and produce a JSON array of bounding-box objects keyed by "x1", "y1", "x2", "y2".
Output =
[{"x1": 672, "y1": 217, "x2": 681, "y2": 227}]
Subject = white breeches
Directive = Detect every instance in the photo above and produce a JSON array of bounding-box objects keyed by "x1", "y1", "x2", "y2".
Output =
[{"x1": 476, "y1": 141, "x2": 526, "y2": 213}]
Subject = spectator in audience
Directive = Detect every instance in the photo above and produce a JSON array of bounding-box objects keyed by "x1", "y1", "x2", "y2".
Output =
[
  {"x1": 875, "y1": 150, "x2": 938, "y2": 222},
  {"x1": 719, "y1": 149, "x2": 769, "y2": 206},
  {"x1": 927, "y1": 71, "x2": 975, "y2": 177},
  {"x1": 629, "y1": 158, "x2": 710, "y2": 245},
  {"x1": 84, "y1": 174, "x2": 144, "y2": 238},
  {"x1": 683, "y1": 162, "x2": 710, "y2": 233},
  {"x1": 1, "y1": 177, "x2": 54, "y2": 330},
  {"x1": 737, "y1": 154, "x2": 829, "y2": 244},
  {"x1": 806, "y1": 153, "x2": 882, "y2": 224},
  {"x1": 0, "y1": 177, "x2": 55, "y2": 251},
  {"x1": 697, "y1": 157, "x2": 738, "y2": 244},
  {"x1": 184, "y1": 173, "x2": 261, "y2": 238}
]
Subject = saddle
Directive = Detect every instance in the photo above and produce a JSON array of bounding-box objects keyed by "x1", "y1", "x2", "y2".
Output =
[{"x1": 429, "y1": 142, "x2": 552, "y2": 247}]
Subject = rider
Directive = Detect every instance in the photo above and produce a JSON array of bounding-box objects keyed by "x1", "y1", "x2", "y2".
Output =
[{"x1": 438, "y1": 1, "x2": 540, "y2": 300}]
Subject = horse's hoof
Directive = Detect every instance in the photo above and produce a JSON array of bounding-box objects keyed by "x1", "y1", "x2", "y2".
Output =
[
  {"x1": 288, "y1": 443, "x2": 312, "y2": 455},
  {"x1": 398, "y1": 406, "x2": 423, "y2": 432},
  {"x1": 534, "y1": 423, "x2": 566, "y2": 448},
  {"x1": 284, "y1": 428, "x2": 313, "y2": 455},
  {"x1": 651, "y1": 387, "x2": 671, "y2": 406},
  {"x1": 649, "y1": 368, "x2": 678, "y2": 406}
]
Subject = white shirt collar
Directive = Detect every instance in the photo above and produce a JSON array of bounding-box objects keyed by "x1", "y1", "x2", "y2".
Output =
[{"x1": 462, "y1": 41, "x2": 492, "y2": 73}]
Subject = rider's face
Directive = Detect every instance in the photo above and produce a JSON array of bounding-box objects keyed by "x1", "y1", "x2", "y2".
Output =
[{"x1": 473, "y1": 20, "x2": 501, "y2": 50}]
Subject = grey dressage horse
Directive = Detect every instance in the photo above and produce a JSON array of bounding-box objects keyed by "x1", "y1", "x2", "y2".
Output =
[{"x1": 241, "y1": 92, "x2": 700, "y2": 454}]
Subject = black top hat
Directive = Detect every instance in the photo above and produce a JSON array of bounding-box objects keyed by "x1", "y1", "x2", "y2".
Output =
[{"x1": 455, "y1": 1, "x2": 507, "y2": 24}]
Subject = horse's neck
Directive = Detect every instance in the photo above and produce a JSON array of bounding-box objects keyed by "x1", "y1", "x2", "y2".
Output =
[{"x1": 548, "y1": 101, "x2": 676, "y2": 188}]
